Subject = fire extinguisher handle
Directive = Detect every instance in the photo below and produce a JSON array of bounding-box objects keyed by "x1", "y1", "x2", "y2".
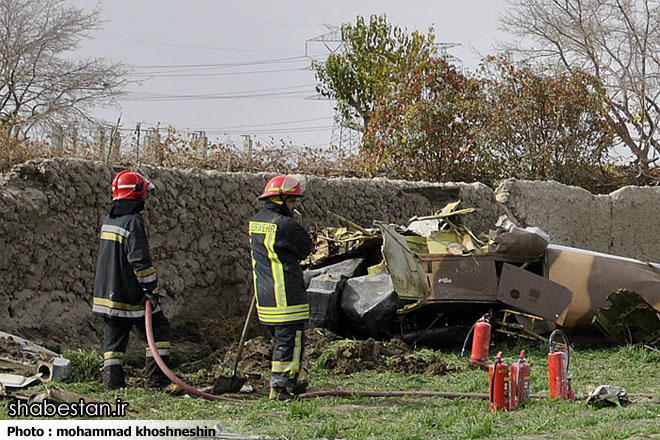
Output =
[
  {"x1": 549, "y1": 330, "x2": 571, "y2": 372},
  {"x1": 489, "y1": 355, "x2": 501, "y2": 410}
]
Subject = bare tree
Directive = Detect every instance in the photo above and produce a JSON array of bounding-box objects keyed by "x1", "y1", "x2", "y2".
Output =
[
  {"x1": 500, "y1": 0, "x2": 660, "y2": 175},
  {"x1": 0, "y1": 0, "x2": 126, "y2": 138}
]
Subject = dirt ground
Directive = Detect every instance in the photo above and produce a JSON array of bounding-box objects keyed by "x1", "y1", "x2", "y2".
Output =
[
  {"x1": 160, "y1": 327, "x2": 459, "y2": 395},
  {"x1": 0, "y1": 323, "x2": 458, "y2": 397},
  {"x1": 0, "y1": 336, "x2": 50, "y2": 364}
]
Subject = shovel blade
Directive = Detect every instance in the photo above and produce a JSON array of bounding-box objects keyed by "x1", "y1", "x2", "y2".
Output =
[{"x1": 212, "y1": 375, "x2": 246, "y2": 394}]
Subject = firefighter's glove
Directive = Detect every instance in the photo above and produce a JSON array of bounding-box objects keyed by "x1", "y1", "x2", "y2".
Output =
[{"x1": 144, "y1": 290, "x2": 160, "y2": 308}]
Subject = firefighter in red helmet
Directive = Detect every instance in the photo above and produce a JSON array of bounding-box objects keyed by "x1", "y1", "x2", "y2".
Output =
[
  {"x1": 249, "y1": 175, "x2": 313, "y2": 400},
  {"x1": 93, "y1": 170, "x2": 180, "y2": 394}
]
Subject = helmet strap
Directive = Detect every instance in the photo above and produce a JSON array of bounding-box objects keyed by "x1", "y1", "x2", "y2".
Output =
[{"x1": 266, "y1": 195, "x2": 284, "y2": 205}]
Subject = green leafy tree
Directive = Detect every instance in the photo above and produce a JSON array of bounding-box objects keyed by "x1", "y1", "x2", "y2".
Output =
[
  {"x1": 478, "y1": 58, "x2": 615, "y2": 189},
  {"x1": 313, "y1": 14, "x2": 437, "y2": 133},
  {"x1": 363, "y1": 57, "x2": 614, "y2": 189},
  {"x1": 362, "y1": 58, "x2": 487, "y2": 182}
]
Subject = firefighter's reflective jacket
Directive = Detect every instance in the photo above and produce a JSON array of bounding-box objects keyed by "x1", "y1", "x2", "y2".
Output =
[
  {"x1": 93, "y1": 213, "x2": 160, "y2": 318},
  {"x1": 249, "y1": 202, "x2": 313, "y2": 325}
]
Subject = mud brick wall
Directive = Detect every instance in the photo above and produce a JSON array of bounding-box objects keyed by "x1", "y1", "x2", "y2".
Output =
[
  {"x1": 1, "y1": 158, "x2": 657, "y2": 348},
  {"x1": 495, "y1": 179, "x2": 660, "y2": 261},
  {"x1": 0, "y1": 159, "x2": 501, "y2": 348}
]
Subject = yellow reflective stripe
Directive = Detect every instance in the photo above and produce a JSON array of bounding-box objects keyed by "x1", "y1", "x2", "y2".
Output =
[
  {"x1": 104, "y1": 351, "x2": 124, "y2": 360},
  {"x1": 93, "y1": 297, "x2": 144, "y2": 311},
  {"x1": 291, "y1": 330, "x2": 303, "y2": 378},
  {"x1": 258, "y1": 311, "x2": 309, "y2": 323},
  {"x1": 271, "y1": 360, "x2": 301, "y2": 373},
  {"x1": 135, "y1": 267, "x2": 156, "y2": 277},
  {"x1": 263, "y1": 227, "x2": 286, "y2": 308},
  {"x1": 145, "y1": 347, "x2": 171, "y2": 354},
  {"x1": 101, "y1": 224, "x2": 130, "y2": 238},
  {"x1": 100, "y1": 232, "x2": 124, "y2": 243},
  {"x1": 257, "y1": 304, "x2": 309, "y2": 314},
  {"x1": 250, "y1": 236, "x2": 259, "y2": 304},
  {"x1": 135, "y1": 267, "x2": 157, "y2": 283},
  {"x1": 145, "y1": 341, "x2": 171, "y2": 351}
]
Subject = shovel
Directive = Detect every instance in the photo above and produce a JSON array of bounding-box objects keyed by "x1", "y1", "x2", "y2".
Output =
[{"x1": 212, "y1": 295, "x2": 256, "y2": 394}]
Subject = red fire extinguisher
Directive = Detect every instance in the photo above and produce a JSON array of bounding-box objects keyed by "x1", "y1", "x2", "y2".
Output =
[
  {"x1": 548, "y1": 329, "x2": 574, "y2": 400},
  {"x1": 510, "y1": 349, "x2": 531, "y2": 408},
  {"x1": 488, "y1": 351, "x2": 509, "y2": 412},
  {"x1": 470, "y1": 314, "x2": 491, "y2": 366}
]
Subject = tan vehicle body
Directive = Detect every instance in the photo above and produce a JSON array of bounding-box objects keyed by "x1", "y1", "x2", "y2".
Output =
[
  {"x1": 547, "y1": 245, "x2": 660, "y2": 328},
  {"x1": 381, "y1": 222, "x2": 660, "y2": 330}
]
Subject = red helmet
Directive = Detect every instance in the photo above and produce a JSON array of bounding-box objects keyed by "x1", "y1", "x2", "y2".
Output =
[
  {"x1": 112, "y1": 170, "x2": 155, "y2": 201},
  {"x1": 257, "y1": 175, "x2": 304, "y2": 200}
]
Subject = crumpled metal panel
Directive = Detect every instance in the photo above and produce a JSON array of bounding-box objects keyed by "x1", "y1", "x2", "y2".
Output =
[
  {"x1": 593, "y1": 289, "x2": 660, "y2": 345},
  {"x1": 497, "y1": 263, "x2": 573, "y2": 325},
  {"x1": 422, "y1": 254, "x2": 499, "y2": 302},
  {"x1": 378, "y1": 222, "x2": 430, "y2": 301}
]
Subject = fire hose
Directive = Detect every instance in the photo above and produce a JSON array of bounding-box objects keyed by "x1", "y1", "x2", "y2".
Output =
[
  {"x1": 144, "y1": 300, "x2": 239, "y2": 402},
  {"x1": 143, "y1": 302, "x2": 560, "y2": 403},
  {"x1": 299, "y1": 390, "x2": 547, "y2": 400}
]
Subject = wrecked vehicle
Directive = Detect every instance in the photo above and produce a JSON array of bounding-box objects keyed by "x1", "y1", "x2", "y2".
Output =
[{"x1": 303, "y1": 204, "x2": 660, "y2": 346}]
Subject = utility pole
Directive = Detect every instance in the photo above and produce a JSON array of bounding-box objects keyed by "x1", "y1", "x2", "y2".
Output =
[
  {"x1": 242, "y1": 135, "x2": 253, "y2": 157},
  {"x1": 95, "y1": 125, "x2": 107, "y2": 159},
  {"x1": 49, "y1": 125, "x2": 64, "y2": 150},
  {"x1": 144, "y1": 126, "x2": 161, "y2": 164}
]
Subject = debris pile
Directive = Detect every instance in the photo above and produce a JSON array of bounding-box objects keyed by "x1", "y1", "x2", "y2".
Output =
[
  {"x1": 303, "y1": 201, "x2": 660, "y2": 348},
  {"x1": 0, "y1": 332, "x2": 71, "y2": 399},
  {"x1": 312, "y1": 336, "x2": 457, "y2": 376},
  {"x1": 302, "y1": 203, "x2": 554, "y2": 345}
]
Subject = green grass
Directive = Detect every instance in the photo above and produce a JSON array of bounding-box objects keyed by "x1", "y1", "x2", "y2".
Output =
[
  {"x1": 63, "y1": 349, "x2": 102, "y2": 382},
  {"x1": 2, "y1": 345, "x2": 660, "y2": 439}
]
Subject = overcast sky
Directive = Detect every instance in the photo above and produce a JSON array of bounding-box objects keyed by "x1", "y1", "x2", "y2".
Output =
[{"x1": 69, "y1": 0, "x2": 510, "y2": 149}]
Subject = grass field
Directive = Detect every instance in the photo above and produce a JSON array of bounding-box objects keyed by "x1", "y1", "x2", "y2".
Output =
[{"x1": 1, "y1": 344, "x2": 659, "y2": 439}]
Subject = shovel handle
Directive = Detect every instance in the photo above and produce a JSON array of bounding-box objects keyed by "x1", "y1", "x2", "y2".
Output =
[{"x1": 232, "y1": 295, "x2": 257, "y2": 376}]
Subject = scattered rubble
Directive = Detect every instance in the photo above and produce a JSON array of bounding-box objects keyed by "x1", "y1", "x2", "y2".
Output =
[
  {"x1": 0, "y1": 332, "x2": 72, "y2": 399},
  {"x1": 587, "y1": 385, "x2": 629, "y2": 407}
]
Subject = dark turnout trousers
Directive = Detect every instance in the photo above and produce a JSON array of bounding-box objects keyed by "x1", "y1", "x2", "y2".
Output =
[
  {"x1": 102, "y1": 311, "x2": 172, "y2": 390},
  {"x1": 269, "y1": 322, "x2": 306, "y2": 389}
]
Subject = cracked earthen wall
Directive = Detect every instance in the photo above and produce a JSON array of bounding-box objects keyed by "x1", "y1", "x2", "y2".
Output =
[{"x1": 1, "y1": 158, "x2": 658, "y2": 348}]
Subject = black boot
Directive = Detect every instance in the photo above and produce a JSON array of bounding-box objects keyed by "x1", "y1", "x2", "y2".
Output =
[
  {"x1": 103, "y1": 364, "x2": 126, "y2": 391},
  {"x1": 145, "y1": 355, "x2": 170, "y2": 390}
]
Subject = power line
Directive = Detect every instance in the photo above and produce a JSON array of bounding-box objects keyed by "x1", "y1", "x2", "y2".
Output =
[
  {"x1": 111, "y1": 125, "x2": 333, "y2": 136},
  {"x1": 104, "y1": 12, "x2": 320, "y2": 28},
  {"x1": 127, "y1": 83, "x2": 312, "y2": 97},
  {"x1": 122, "y1": 91, "x2": 310, "y2": 102},
  {"x1": 209, "y1": 125, "x2": 333, "y2": 135},
  {"x1": 130, "y1": 56, "x2": 307, "y2": 70},
  {"x1": 128, "y1": 67, "x2": 307, "y2": 79},
  {"x1": 183, "y1": 116, "x2": 334, "y2": 131},
  {"x1": 98, "y1": 36, "x2": 275, "y2": 53},
  {"x1": 122, "y1": 84, "x2": 316, "y2": 102}
]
